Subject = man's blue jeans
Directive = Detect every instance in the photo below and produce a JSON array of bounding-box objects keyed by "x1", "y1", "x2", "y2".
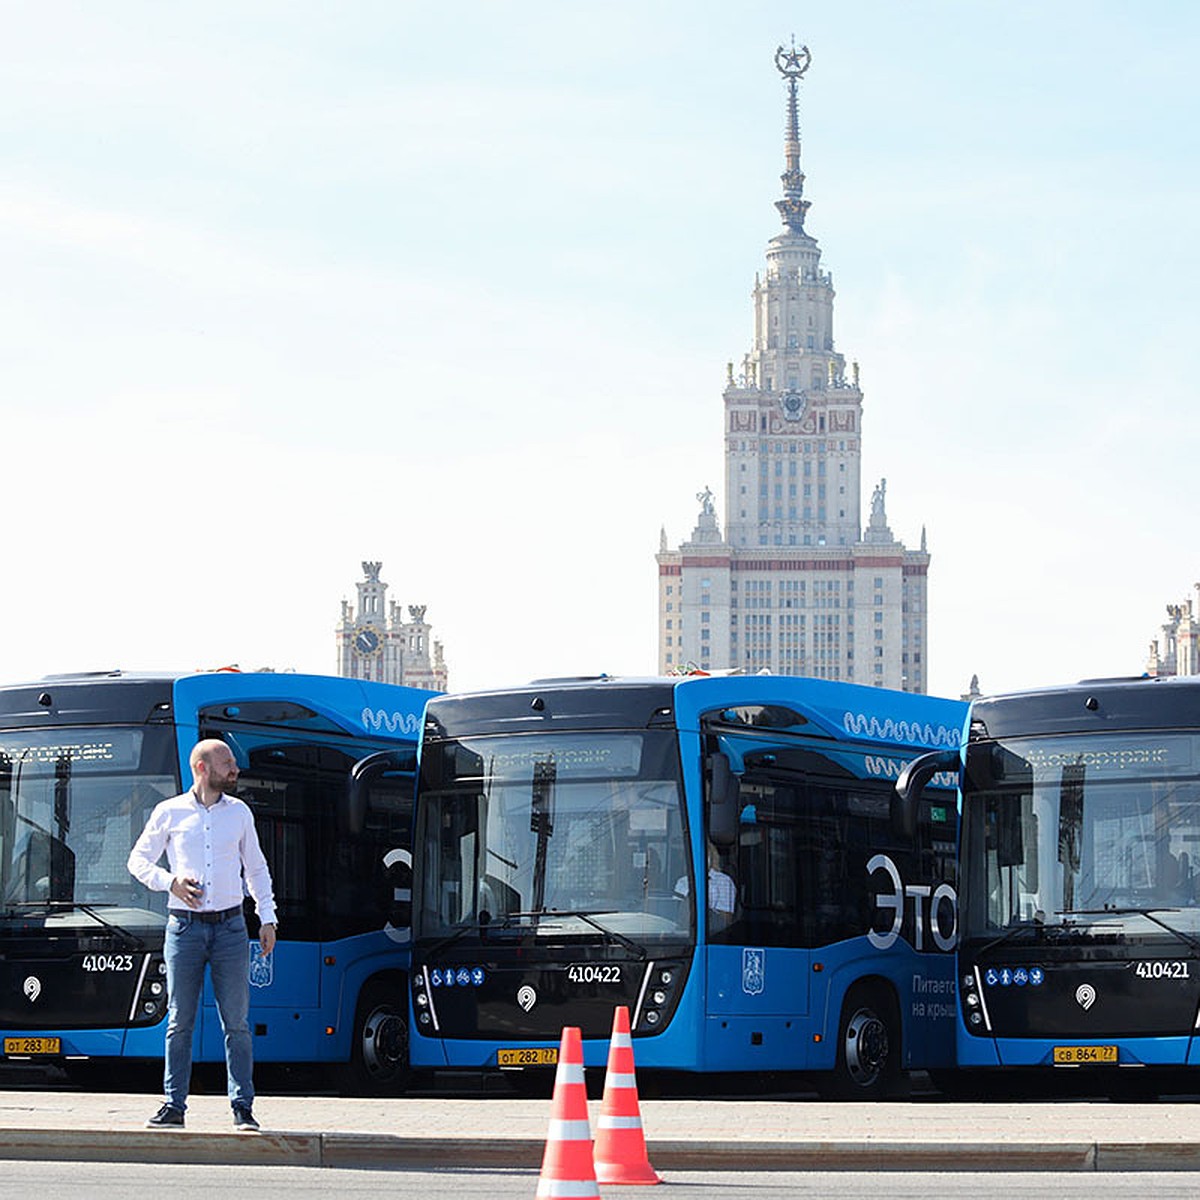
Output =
[{"x1": 162, "y1": 910, "x2": 253, "y2": 1111}]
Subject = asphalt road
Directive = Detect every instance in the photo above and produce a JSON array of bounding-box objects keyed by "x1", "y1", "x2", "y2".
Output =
[{"x1": 4, "y1": 1163, "x2": 1200, "y2": 1200}]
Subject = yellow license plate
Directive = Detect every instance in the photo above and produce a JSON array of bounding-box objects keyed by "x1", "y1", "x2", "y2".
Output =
[
  {"x1": 497, "y1": 1046, "x2": 558, "y2": 1067},
  {"x1": 1053, "y1": 1044, "x2": 1118, "y2": 1065},
  {"x1": 4, "y1": 1037, "x2": 61, "y2": 1056}
]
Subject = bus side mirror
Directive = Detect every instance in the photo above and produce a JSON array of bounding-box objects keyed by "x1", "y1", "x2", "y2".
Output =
[
  {"x1": 895, "y1": 749, "x2": 960, "y2": 803},
  {"x1": 893, "y1": 749, "x2": 959, "y2": 838},
  {"x1": 707, "y1": 752, "x2": 740, "y2": 849},
  {"x1": 345, "y1": 749, "x2": 413, "y2": 837}
]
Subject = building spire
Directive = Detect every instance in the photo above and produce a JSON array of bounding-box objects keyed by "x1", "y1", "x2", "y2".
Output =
[{"x1": 774, "y1": 38, "x2": 812, "y2": 232}]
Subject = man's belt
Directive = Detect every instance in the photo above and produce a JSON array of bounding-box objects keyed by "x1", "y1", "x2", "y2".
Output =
[{"x1": 193, "y1": 905, "x2": 243, "y2": 924}]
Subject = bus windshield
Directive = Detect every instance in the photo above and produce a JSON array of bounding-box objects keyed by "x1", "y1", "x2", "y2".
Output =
[
  {"x1": 961, "y1": 731, "x2": 1200, "y2": 939},
  {"x1": 414, "y1": 729, "x2": 690, "y2": 942},
  {"x1": 0, "y1": 726, "x2": 178, "y2": 927}
]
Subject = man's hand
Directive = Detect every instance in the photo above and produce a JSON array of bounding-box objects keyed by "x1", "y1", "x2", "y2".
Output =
[
  {"x1": 170, "y1": 877, "x2": 203, "y2": 909},
  {"x1": 259, "y1": 923, "x2": 277, "y2": 954}
]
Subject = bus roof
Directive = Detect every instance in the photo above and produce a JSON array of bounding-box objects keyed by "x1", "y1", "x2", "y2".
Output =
[
  {"x1": 0, "y1": 670, "x2": 439, "y2": 742},
  {"x1": 970, "y1": 675, "x2": 1200, "y2": 739},
  {"x1": 424, "y1": 674, "x2": 967, "y2": 752}
]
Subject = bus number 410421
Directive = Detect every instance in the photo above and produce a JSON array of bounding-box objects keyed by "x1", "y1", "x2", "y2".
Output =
[{"x1": 1135, "y1": 961, "x2": 1190, "y2": 980}]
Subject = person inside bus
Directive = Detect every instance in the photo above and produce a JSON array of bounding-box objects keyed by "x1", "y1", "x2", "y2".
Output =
[
  {"x1": 127, "y1": 739, "x2": 276, "y2": 1133},
  {"x1": 674, "y1": 843, "x2": 738, "y2": 926}
]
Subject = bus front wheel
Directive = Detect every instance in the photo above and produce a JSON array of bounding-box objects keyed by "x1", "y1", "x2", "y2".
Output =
[
  {"x1": 825, "y1": 984, "x2": 900, "y2": 1101},
  {"x1": 339, "y1": 979, "x2": 411, "y2": 1096}
]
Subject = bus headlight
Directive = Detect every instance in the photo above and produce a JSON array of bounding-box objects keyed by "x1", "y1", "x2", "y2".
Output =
[
  {"x1": 133, "y1": 954, "x2": 169, "y2": 1025},
  {"x1": 959, "y1": 970, "x2": 981, "y2": 1028},
  {"x1": 633, "y1": 960, "x2": 687, "y2": 1034}
]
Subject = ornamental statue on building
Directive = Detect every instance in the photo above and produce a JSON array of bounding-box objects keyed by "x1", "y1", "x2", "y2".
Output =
[{"x1": 336, "y1": 561, "x2": 449, "y2": 691}]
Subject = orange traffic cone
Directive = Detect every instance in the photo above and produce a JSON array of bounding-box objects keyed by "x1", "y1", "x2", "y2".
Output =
[
  {"x1": 593, "y1": 1006, "x2": 661, "y2": 1185},
  {"x1": 536, "y1": 1026, "x2": 600, "y2": 1199}
]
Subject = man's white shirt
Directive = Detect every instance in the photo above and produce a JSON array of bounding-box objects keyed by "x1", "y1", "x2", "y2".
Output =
[{"x1": 127, "y1": 790, "x2": 277, "y2": 924}]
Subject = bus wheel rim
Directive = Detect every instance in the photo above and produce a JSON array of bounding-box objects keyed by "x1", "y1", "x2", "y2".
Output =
[
  {"x1": 844, "y1": 1008, "x2": 888, "y2": 1087},
  {"x1": 362, "y1": 1006, "x2": 407, "y2": 1077}
]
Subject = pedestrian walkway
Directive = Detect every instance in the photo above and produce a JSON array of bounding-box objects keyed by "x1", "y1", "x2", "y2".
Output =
[{"x1": 1, "y1": 1089, "x2": 1199, "y2": 1171}]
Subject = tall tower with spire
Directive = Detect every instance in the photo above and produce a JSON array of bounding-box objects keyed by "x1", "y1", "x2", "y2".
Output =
[{"x1": 656, "y1": 42, "x2": 931, "y2": 691}]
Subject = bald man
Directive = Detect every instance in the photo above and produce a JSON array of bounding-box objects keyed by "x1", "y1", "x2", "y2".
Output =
[{"x1": 129, "y1": 739, "x2": 276, "y2": 1131}]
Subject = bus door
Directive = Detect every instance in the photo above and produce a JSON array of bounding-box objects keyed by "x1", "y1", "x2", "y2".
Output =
[
  {"x1": 193, "y1": 730, "x2": 331, "y2": 1064},
  {"x1": 198, "y1": 774, "x2": 318, "y2": 1064},
  {"x1": 700, "y1": 735, "x2": 814, "y2": 1071}
]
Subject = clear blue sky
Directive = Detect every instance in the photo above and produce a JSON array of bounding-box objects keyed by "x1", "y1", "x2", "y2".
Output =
[{"x1": 2, "y1": 2, "x2": 1197, "y2": 698}]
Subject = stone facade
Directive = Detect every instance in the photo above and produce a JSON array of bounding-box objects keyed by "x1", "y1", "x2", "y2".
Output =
[
  {"x1": 656, "y1": 44, "x2": 929, "y2": 691},
  {"x1": 1146, "y1": 584, "x2": 1200, "y2": 678},
  {"x1": 336, "y1": 561, "x2": 448, "y2": 691}
]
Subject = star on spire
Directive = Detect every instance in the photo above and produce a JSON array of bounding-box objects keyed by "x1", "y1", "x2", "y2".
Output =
[{"x1": 773, "y1": 37, "x2": 812, "y2": 232}]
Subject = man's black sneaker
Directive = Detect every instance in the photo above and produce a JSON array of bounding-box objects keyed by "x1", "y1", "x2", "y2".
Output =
[
  {"x1": 232, "y1": 1106, "x2": 260, "y2": 1131},
  {"x1": 145, "y1": 1104, "x2": 185, "y2": 1129}
]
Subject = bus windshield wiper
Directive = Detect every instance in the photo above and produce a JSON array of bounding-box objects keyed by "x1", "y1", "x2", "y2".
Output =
[
  {"x1": 975, "y1": 919, "x2": 1049, "y2": 959},
  {"x1": 423, "y1": 919, "x2": 499, "y2": 958},
  {"x1": 1057, "y1": 908, "x2": 1200, "y2": 956},
  {"x1": 508, "y1": 909, "x2": 648, "y2": 959},
  {"x1": 0, "y1": 901, "x2": 143, "y2": 948}
]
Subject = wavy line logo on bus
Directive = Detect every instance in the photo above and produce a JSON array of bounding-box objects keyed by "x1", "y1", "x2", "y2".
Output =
[
  {"x1": 863, "y1": 755, "x2": 958, "y2": 790},
  {"x1": 360, "y1": 708, "x2": 423, "y2": 735},
  {"x1": 842, "y1": 711, "x2": 961, "y2": 748}
]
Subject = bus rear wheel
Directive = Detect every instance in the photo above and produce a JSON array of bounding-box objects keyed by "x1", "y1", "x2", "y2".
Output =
[
  {"x1": 825, "y1": 984, "x2": 900, "y2": 1101},
  {"x1": 339, "y1": 980, "x2": 410, "y2": 1096}
]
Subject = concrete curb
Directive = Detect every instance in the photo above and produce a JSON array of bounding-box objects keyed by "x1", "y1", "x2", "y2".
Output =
[{"x1": 1, "y1": 1128, "x2": 1200, "y2": 1171}]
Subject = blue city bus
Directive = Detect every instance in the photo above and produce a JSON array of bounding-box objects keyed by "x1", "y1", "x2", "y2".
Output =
[
  {"x1": 0, "y1": 670, "x2": 436, "y2": 1092},
  {"x1": 409, "y1": 675, "x2": 967, "y2": 1096},
  {"x1": 902, "y1": 676, "x2": 1200, "y2": 1089}
]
